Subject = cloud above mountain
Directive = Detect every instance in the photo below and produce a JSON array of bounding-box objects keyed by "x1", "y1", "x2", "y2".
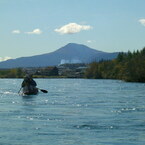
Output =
[
  {"x1": 25, "y1": 29, "x2": 42, "y2": 34},
  {"x1": 139, "y1": 19, "x2": 145, "y2": 26},
  {"x1": 12, "y1": 28, "x2": 42, "y2": 35},
  {"x1": 0, "y1": 56, "x2": 12, "y2": 62},
  {"x1": 11, "y1": 24, "x2": 92, "y2": 35},
  {"x1": 55, "y1": 23, "x2": 92, "y2": 34},
  {"x1": 12, "y1": 30, "x2": 21, "y2": 34}
]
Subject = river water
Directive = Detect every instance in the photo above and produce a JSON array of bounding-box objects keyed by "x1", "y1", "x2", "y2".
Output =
[{"x1": 0, "y1": 79, "x2": 145, "y2": 145}]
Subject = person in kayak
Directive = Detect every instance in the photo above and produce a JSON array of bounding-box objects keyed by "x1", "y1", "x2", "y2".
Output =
[{"x1": 21, "y1": 74, "x2": 38, "y2": 95}]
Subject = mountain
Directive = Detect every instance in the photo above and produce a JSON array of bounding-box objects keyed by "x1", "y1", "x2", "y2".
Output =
[{"x1": 0, "y1": 43, "x2": 119, "y2": 68}]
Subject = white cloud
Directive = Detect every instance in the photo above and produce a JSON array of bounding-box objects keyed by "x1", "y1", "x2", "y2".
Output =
[
  {"x1": 139, "y1": 19, "x2": 145, "y2": 26},
  {"x1": 0, "y1": 56, "x2": 12, "y2": 62},
  {"x1": 25, "y1": 29, "x2": 42, "y2": 34},
  {"x1": 55, "y1": 23, "x2": 92, "y2": 34},
  {"x1": 12, "y1": 30, "x2": 21, "y2": 34},
  {"x1": 87, "y1": 40, "x2": 96, "y2": 43},
  {"x1": 87, "y1": 40, "x2": 92, "y2": 43}
]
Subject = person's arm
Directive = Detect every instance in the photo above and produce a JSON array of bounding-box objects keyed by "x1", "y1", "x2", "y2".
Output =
[
  {"x1": 21, "y1": 81, "x2": 25, "y2": 87},
  {"x1": 31, "y1": 80, "x2": 37, "y2": 86}
]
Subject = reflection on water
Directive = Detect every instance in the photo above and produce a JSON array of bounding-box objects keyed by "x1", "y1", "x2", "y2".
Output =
[{"x1": 0, "y1": 79, "x2": 145, "y2": 145}]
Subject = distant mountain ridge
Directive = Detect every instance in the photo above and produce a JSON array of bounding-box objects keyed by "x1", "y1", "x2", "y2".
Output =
[{"x1": 0, "y1": 43, "x2": 119, "y2": 68}]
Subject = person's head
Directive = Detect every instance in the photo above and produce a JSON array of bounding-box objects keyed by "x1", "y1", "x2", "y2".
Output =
[{"x1": 24, "y1": 74, "x2": 32, "y2": 81}]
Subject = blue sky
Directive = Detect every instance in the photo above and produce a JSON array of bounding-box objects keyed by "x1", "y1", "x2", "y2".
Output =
[{"x1": 0, "y1": 0, "x2": 145, "y2": 61}]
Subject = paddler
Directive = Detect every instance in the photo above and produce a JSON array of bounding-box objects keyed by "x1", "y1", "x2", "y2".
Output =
[{"x1": 21, "y1": 74, "x2": 37, "y2": 94}]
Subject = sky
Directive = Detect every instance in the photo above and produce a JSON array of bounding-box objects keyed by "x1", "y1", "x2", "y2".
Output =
[{"x1": 0, "y1": 0, "x2": 145, "y2": 61}]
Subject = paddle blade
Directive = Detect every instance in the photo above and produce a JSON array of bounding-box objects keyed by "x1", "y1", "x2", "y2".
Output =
[{"x1": 40, "y1": 89, "x2": 48, "y2": 93}]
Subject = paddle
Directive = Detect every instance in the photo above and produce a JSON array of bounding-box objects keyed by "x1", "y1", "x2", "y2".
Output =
[
  {"x1": 18, "y1": 87, "x2": 22, "y2": 94},
  {"x1": 39, "y1": 89, "x2": 48, "y2": 93}
]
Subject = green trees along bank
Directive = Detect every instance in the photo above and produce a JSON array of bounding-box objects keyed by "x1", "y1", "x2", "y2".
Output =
[
  {"x1": 85, "y1": 47, "x2": 145, "y2": 82},
  {"x1": 0, "y1": 67, "x2": 59, "y2": 78},
  {"x1": 0, "y1": 68, "x2": 25, "y2": 78}
]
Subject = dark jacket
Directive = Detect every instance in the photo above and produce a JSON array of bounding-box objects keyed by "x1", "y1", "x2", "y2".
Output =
[{"x1": 21, "y1": 78, "x2": 37, "y2": 87}]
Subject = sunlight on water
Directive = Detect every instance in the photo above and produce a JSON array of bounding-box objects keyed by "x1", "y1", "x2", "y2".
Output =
[{"x1": 0, "y1": 79, "x2": 145, "y2": 145}]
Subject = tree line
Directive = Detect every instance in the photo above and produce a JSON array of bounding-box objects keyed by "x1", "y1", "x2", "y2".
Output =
[
  {"x1": 0, "y1": 67, "x2": 59, "y2": 78},
  {"x1": 85, "y1": 47, "x2": 145, "y2": 82},
  {"x1": 0, "y1": 68, "x2": 25, "y2": 78}
]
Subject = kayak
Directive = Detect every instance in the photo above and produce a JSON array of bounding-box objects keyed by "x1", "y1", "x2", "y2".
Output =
[
  {"x1": 19, "y1": 86, "x2": 47, "y2": 95},
  {"x1": 22, "y1": 86, "x2": 39, "y2": 95}
]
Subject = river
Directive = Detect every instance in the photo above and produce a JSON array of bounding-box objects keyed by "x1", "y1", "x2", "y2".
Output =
[{"x1": 0, "y1": 79, "x2": 145, "y2": 145}]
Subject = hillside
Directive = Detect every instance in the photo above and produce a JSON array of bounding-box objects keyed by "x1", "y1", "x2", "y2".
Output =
[{"x1": 0, "y1": 43, "x2": 119, "y2": 68}]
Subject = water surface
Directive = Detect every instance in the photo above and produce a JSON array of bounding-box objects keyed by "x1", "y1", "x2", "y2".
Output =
[{"x1": 0, "y1": 79, "x2": 145, "y2": 145}]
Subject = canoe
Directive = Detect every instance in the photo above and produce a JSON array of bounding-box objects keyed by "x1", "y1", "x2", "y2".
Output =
[{"x1": 22, "y1": 86, "x2": 38, "y2": 95}]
